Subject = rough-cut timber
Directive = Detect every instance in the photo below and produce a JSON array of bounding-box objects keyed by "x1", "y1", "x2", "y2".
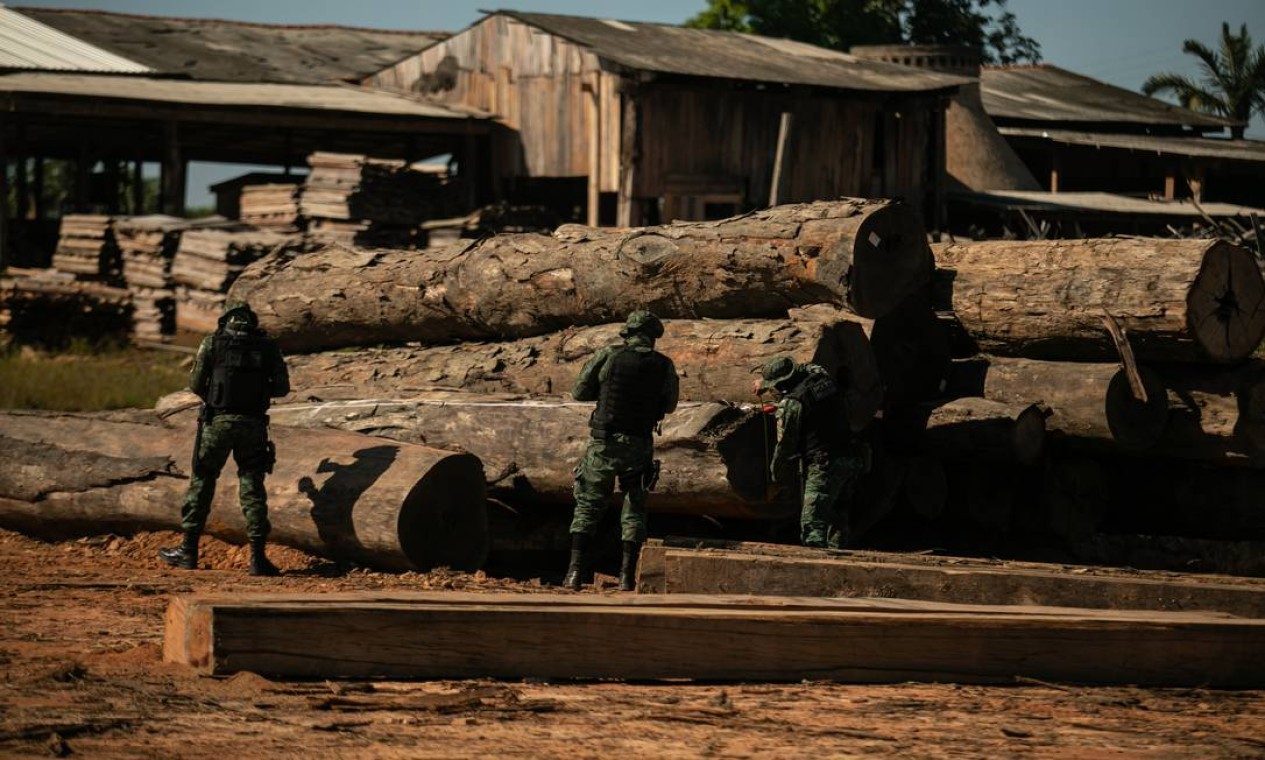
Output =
[
  {"x1": 267, "y1": 394, "x2": 792, "y2": 520},
  {"x1": 0, "y1": 410, "x2": 487, "y2": 571},
  {"x1": 641, "y1": 545, "x2": 1265, "y2": 618},
  {"x1": 163, "y1": 591, "x2": 1265, "y2": 686},
  {"x1": 950, "y1": 357, "x2": 1169, "y2": 451},
  {"x1": 917, "y1": 398, "x2": 1047, "y2": 464},
  {"x1": 1153, "y1": 361, "x2": 1265, "y2": 465},
  {"x1": 932, "y1": 239, "x2": 1265, "y2": 362},
  {"x1": 230, "y1": 199, "x2": 931, "y2": 353},
  {"x1": 283, "y1": 306, "x2": 882, "y2": 426}
]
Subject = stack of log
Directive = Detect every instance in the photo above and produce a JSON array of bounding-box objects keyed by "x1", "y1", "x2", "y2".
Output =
[
  {"x1": 51, "y1": 215, "x2": 118, "y2": 279},
  {"x1": 0, "y1": 268, "x2": 132, "y2": 345},
  {"x1": 239, "y1": 183, "x2": 302, "y2": 229},
  {"x1": 170, "y1": 225, "x2": 297, "y2": 334},
  {"x1": 931, "y1": 238, "x2": 1265, "y2": 544},
  {"x1": 115, "y1": 215, "x2": 188, "y2": 343},
  {"x1": 299, "y1": 152, "x2": 449, "y2": 248}
]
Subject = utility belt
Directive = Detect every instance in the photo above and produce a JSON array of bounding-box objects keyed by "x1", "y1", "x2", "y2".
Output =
[{"x1": 205, "y1": 409, "x2": 271, "y2": 424}]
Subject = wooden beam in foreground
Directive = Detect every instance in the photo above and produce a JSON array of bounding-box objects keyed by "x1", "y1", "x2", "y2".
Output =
[
  {"x1": 636, "y1": 540, "x2": 1265, "y2": 619},
  {"x1": 163, "y1": 592, "x2": 1265, "y2": 686}
]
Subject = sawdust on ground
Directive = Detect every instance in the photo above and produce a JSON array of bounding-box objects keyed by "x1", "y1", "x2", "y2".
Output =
[{"x1": 1, "y1": 528, "x2": 1263, "y2": 759}]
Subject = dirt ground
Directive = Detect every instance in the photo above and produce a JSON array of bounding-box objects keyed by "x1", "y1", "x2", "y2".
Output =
[{"x1": 2, "y1": 529, "x2": 1264, "y2": 759}]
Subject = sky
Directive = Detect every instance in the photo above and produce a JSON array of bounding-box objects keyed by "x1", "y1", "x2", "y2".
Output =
[{"x1": 16, "y1": 0, "x2": 1265, "y2": 206}]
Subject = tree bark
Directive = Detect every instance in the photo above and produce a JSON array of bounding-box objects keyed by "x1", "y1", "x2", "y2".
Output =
[
  {"x1": 898, "y1": 397, "x2": 1047, "y2": 465},
  {"x1": 282, "y1": 306, "x2": 883, "y2": 430},
  {"x1": 0, "y1": 410, "x2": 488, "y2": 571},
  {"x1": 266, "y1": 394, "x2": 795, "y2": 521},
  {"x1": 932, "y1": 239, "x2": 1265, "y2": 362},
  {"x1": 949, "y1": 357, "x2": 1170, "y2": 452},
  {"x1": 230, "y1": 199, "x2": 931, "y2": 353}
]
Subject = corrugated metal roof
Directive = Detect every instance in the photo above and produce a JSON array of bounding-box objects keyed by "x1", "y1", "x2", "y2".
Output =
[
  {"x1": 953, "y1": 189, "x2": 1264, "y2": 218},
  {"x1": 0, "y1": 72, "x2": 484, "y2": 119},
  {"x1": 498, "y1": 11, "x2": 966, "y2": 93},
  {"x1": 1000, "y1": 128, "x2": 1265, "y2": 163},
  {"x1": 0, "y1": 6, "x2": 152, "y2": 73},
  {"x1": 15, "y1": 6, "x2": 445, "y2": 84},
  {"x1": 980, "y1": 65, "x2": 1233, "y2": 129}
]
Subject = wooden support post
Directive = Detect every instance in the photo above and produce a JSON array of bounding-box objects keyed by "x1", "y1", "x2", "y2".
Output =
[
  {"x1": 103, "y1": 159, "x2": 120, "y2": 215},
  {"x1": 586, "y1": 75, "x2": 601, "y2": 227},
  {"x1": 0, "y1": 118, "x2": 9, "y2": 271},
  {"x1": 1164, "y1": 173, "x2": 1177, "y2": 200},
  {"x1": 14, "y1": 123, "x2": 28, "y2": 223},
  {"x1": 162, "y1": 121, "x2": 185, "y2": 217},
  {"x1": 616, "y1": 84, "x2": 638, "y2": 228},
  {"x1": 769, "y1": 111, "x2": 793, "y2": 207},
  {"x1": 131, "y1": 160, "x2": 144, "y2": 214},
  {"x1": 1049, "y1": 151, "x2": 1061, "y2": 193},
  {"x1": 462, "y1": 130, "x2": 478, "y2": 212},
  {"x1": 74, "y1": 145, "x2": 91, "y2": 212},
  {"x1": 32, "y1": 156, "x2": 44, "y2": 221}
]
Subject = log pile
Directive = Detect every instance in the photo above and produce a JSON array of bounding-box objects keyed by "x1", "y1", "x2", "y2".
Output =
[
  {"x1": 171, "y1": 225, "x2": 297, "y2": 334},
  {"x1": 0, "y1": 269, "x2": 132, "y2": 345},
  {"x1": 51, "y1": 214, "x2": 118, "y2": 279},
  {"x1": 115, "y1": 215, "x2": 189, "y2": 343},
  {"x1": 299, "y1": 152, "x2": 450, "y2": 248}
]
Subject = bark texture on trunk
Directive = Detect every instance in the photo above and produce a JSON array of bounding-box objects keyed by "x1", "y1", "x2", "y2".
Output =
[
  {"x1": 932, "y1": 239, "x2": 1265, "y2": 362},
  {"x1": 906, "y1": 397, "x2": 1047, "y2": 465},
  {"x1": 267, "y1": 394, "x2": 794, "y2": 521},
  {"x1": 231, "y1": 200, "x2": 930, "y2": 353},
  {"x1": 281, "y1": 306, "x2": 883, "y2": 430},
  {"x1": 0, "y1": 410, "x2": 488, "y2": 571}
]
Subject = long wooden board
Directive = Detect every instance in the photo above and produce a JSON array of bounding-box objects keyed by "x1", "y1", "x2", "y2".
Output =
[
  {"x1": 636, "y1": 540, "x2": 1265, "y2": 618},
  {"x1": 164, "y1": 592, "x2": 1265, "y2": 686}
]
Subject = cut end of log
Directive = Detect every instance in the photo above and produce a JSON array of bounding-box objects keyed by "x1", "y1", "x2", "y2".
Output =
[
  {"x1": 1187, "y1": 242, "x2": 1265, "y2": 363},
  {"x1": 398, "y1": 452, "x2": 489, "y2": 572},
  {"x1": 846, "y1": 203, "x2": 933, "y2": 319},
  {"x1": 1105, "y1": 367, "x2": 1169, "y2": 450}
]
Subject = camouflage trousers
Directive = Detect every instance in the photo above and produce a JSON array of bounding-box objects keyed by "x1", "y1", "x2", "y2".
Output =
[
  {"x1": 800, "y1": 452, "x2": 864, "y2": 548},
  {"x1": 180, "y1": 416, "x2": 272, "y2": 542},
  {"x1": 570, "y1": 433, "x2": 654, "y2": 544}
]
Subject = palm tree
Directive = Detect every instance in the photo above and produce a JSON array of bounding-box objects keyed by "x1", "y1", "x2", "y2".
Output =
[{"x1": 1143, "y1": 23, "x2": 1265, "y2": 140}]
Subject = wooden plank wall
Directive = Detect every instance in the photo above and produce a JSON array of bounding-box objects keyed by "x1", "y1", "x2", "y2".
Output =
[{"x1": 366, "y1": 15, "x2": 619, "y2": 188}]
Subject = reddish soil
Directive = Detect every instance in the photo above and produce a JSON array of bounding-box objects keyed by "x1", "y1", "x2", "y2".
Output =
[{"x1": 2, "y1": 528, "x2": 1263, "y2": 758}]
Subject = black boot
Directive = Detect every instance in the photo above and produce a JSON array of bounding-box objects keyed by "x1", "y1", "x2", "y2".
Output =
[
  {"x1": 249, "y1": 539, "x2": 280, "y2": 577},
  {"x1": 562, "y1": 532, "x2": 591, "y2": 591},
  {"x1": 619, "y1": 541, "x2": 641, "y2": 592},
  {"x1": 159, "y1": 531, "x2": 199, "y2": 570}
]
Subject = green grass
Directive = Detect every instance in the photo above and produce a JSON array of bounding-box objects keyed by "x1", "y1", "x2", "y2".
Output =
[{"x1": 0, "y1": 341, "x2": 190, "y2": 411}]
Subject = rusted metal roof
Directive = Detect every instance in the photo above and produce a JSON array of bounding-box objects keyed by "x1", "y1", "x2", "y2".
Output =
[
  {"x1": 1000, "y1": 128, "x2": 1265, "y2": 163},
  {"x1": 13, "y1": 6, "x2": 446, "y2": 84},
  {"x1": 980, "y1": 65, "x2": 1233, "y2": 130},
  {"x1": 0, "y1": 72, "x2": 484, "y2": 120},
  {"x1": 0, "y1": 6, "x2": 152, "y2": 73},
  {"x1": 953, "y1": 189, "x2": 1264, "y2": 218},
  {"x1": 497, "y1": 11, "x2": 966, "y2": 93}
]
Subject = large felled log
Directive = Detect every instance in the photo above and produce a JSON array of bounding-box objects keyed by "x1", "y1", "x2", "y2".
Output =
[
  {"x1": 268, "y1": 394, "x2": 792, "y2": 520},
  {"x1": 949, "y1": 357, "x2": 1169, "y2": 451},
  {"x1": 901, "y1": 397, "x2": 1047, "y2": 464},
  {"x1": 164, "y1": 591, "x2": 1265, "y2": 686},
  {"x1": 869, "y1": 289, "x2": 951, "y2": 408},
  {"x1": 0, "y1": 410, "x2": 488, "y2": 571},
  {"x1": 933, "y1": 239, "x2": 1265, "y2": 362},
  {"x1": 230, "y1": 199, "x2": 931, "y2": 352},
  {"x1": 284, "y1": 306, "x2": 882, "y2": 428},
  {"x1": 1153, "y1": 361, "x2": 1265, "y2": 465}
]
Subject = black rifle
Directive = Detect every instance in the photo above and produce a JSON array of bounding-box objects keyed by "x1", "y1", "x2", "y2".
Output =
[{"x1": 191, "y1": 403, "x2": 210, "y2": 471}]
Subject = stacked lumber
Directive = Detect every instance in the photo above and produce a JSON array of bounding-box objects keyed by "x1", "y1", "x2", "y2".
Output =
[
  {"x1": 171, "y1": 225, "x2": 296, "y2": 334},
  {"x1": 162, "y1": 591, "x2": 1265, "y2": 686},
  {"x1": 51, "y1": 214, "x2": 117, "y2": 279},
  {"x1": 299, "y1": 152, "x2": 449, "y2": 247},
  {"x1": 115, "y1": 215, "x2": 188, "y2": 343},
  {"x1": 239, "y1": 183, "x2": 301, "y2": 228},
  {"x1": 0, "y1": 269, "x2": 131, "y2": 344}
]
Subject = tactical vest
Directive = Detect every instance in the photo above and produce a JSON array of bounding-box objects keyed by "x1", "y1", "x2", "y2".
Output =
[
  {"x1": 590, "y1": 347, "x2": 671, "y2": 438},
  {"x1": 207, "y1": 332, "x2": 274, "y2": 416},
  {"x1": 786, "y1": 370, "x2": 850, "y2": 454}
]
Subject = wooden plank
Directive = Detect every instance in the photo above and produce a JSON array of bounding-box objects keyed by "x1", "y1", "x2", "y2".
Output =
[
  {"x1": 768, "y1": 111, "x2": 792, "y2": 206},
  {"x1": 164, "y1": 591, "x2": 1265, "y2": 686},
  {"x1": 656, "y1": 549, "x2": 1265, "y2": 619}
]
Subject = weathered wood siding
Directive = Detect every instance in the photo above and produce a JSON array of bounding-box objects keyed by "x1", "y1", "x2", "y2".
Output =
[{"x1": 367, "y1": 15, "x2": 620, "y2": 189}]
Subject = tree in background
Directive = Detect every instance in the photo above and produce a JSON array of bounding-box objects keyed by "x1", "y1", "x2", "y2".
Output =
[
  {"x1": 1142, "y1": 23, "x2": 1265, "y2": 140},
  {"x1": 685, "y1": 0, "x2": 1041, "y2": 64}
]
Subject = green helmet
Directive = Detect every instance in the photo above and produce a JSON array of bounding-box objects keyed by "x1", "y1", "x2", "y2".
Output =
[
  {"x1": 219, "y1": 300, "x2": 259, "y2": 332},
  {"x1": 620, "y1": 309, "x2": 664, "y2": 339},
  {"x1": 758, "y1": 356, "x2": 798, "y2": 392}
]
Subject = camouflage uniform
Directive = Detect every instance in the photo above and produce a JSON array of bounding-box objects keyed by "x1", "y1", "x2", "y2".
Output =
[
  {"x1": 762, "y1": 358, "x2": 863, "y2": 549},
  {"x1": 160, "y1": 303, "x2": 290, "y2": 575},
  {"x1": 565, "y1": 311, "x2": 679, "y2": 590}
]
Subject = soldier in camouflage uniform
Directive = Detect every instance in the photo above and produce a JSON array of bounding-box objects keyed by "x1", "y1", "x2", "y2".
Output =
[
  {"x1": 759, "y1": 357, "x2": 863, "y2": 549},
  {"x1": 565, "y1": 310, "x2": 680, "y2": 591},
  {"x1": 159, "y1": 302, "x2": 290, "y2": 576}
]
